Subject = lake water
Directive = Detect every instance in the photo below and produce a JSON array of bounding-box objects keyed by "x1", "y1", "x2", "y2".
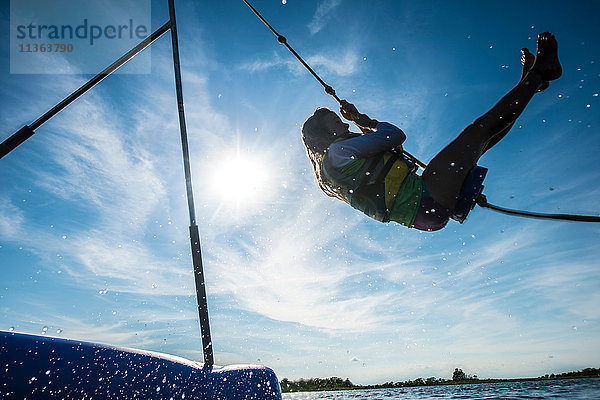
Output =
[{"x1": 282, "y1": 378, "x2": 600, "y2": 399}]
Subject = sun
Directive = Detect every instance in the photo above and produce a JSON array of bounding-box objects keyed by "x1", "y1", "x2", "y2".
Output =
[{"x1": 208, "y1": 150, "x2": 272, "y2": 211}]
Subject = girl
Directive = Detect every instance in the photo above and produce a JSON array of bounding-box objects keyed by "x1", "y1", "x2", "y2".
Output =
[{"x1": 301, "y1": 32, "x2": 562, "y2": 231}]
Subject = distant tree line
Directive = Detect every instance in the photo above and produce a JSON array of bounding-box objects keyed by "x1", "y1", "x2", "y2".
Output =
[
  {"x1": 452, "y1": 368, "x2": 478, "y2": 382},
  {"x1": 539, "y1": 367, "x2": 600, "y2": 380},
  {"x1": 280, "y1": 377, "x2": 354, "y2": 392},
  {"x1": 279, "y1": 367, "x2": 600, "y2": 393}
]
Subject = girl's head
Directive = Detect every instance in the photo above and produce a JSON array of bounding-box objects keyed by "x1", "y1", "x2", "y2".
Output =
[
  {"x1": 301, "y1": 108, "x2": 352, "y2": 153},
  {"x1": 301, "y1": 108, "x2": 357, "y2": 198}
]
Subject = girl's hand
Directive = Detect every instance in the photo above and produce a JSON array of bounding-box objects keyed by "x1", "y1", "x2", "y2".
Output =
[
  {"x1": 340, "y1": 100, "x2": 378, "y2": 133},
  {"x1": 340, "y1": 100, "x2": 361, "y2": 121}
]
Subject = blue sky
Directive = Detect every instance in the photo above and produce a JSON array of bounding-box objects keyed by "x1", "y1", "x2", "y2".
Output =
[{"x1": 1, "y1": 0, "x2": 599, "y2": 385}]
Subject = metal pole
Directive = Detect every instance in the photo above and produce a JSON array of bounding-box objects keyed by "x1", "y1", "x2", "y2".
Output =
[
  {"x1": 0, "y1": 21, "x2": 171, "y2": 160},
  {"x1": 168, "y1": 0, "x2": 214, "y2": 366}
]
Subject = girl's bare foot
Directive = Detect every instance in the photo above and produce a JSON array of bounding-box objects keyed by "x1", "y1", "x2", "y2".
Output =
[
  {"x1": 531, "y1": 32, "x2": 562, "y2": 81},
  {"x1": 521, "y1": 48, "x2": 549, "y2": 92}
]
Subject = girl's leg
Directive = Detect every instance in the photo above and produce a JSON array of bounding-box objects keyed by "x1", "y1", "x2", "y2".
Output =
[
  {"x1": 482, "y1": 48, "x2": 548, "y2": 153},
  {"x1": 422, "y1": 32, "x2": 561, "y2": 210}
]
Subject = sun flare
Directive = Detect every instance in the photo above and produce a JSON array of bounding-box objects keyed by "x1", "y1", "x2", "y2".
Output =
[{"x1": 209, "y1": 150, "x2": 272, "y2": 209}]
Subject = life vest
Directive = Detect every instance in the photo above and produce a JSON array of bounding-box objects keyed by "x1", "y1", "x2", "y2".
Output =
[{"x1": 322, "y1": 148, "x2": 414, "y2": 223}]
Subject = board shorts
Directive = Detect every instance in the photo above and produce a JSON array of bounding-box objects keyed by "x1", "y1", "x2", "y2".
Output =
[{"x1": 412, "y1": 165, "x2": 488, "y2": 231}]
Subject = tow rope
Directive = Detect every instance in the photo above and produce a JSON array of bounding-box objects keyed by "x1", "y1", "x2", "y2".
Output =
[
  {"x1": 476, "y1": 195, "x2": 600, "y2": 222},
  {"x1": 241, "y1": 0, "x2": 429, "y2": 169}
]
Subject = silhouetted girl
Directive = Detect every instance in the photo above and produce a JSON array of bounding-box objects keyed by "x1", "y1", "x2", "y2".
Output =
[{"x1": 302, "y1": 33, "x2": 562, "y2": 231}]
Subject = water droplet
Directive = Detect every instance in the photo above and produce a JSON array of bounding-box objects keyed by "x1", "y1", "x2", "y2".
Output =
[
  {"x1": 450, "y1": 162, "x2": 455, "y2": 167},
  {"x1": 56, "y1": 328, "x2": 63, "y2": 334},
  {"x1": 8, "y1": 326, "x2": 15, "y2": 332},
  {"x1": 549, "y1": 187, "x2": 555, "y2": 191},
  {"x1": 61, "y1": 235, "x2": 67, "y2": 239},
  {"x1": 152, "y1": 283, "x2": 158, "y2": 289},
  {"x1": 282, "y1": 0, "x2": 287, "y2": 4},
  {"x1": 41, "y1": 326, "x2": 48, "y2": 334},
  {"x1": 45, "y1": 370, "x2": 51, "y2": 375}
]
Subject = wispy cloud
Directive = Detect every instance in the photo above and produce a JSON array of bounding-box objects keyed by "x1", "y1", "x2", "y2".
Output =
[
  {"x1": 308, "y1": 0, "x2": 343, "y2": 35},
  {"x1": 306, "y1": 51, "x2": 359, "y2": 76},
  {"x1": 238, "y1": 49, "x2": 358, "y2": 77},
  {"x1": 0, "y1": 197, "x2": 25, "y2": 239}
]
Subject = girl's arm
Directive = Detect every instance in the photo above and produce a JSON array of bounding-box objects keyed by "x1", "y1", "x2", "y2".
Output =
[{"x1": 328, "y1": 121, "x2": 406, "y2": 168}]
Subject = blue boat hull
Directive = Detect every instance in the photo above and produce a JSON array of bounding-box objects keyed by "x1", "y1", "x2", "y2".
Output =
[{"x1": 0, "y1": 331, "x2": 281, "y2": 399}]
